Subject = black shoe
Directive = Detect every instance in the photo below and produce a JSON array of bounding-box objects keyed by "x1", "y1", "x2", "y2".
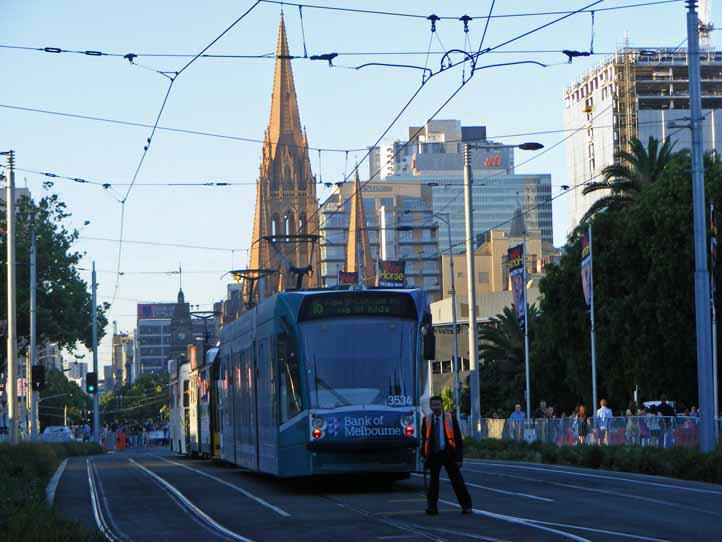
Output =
[
  {"x1": 425, "y1": 508, "x2": 439, "y2": 516},
  {"x1": 461, "y1": 508, "x2": 473, "y2": 515}
]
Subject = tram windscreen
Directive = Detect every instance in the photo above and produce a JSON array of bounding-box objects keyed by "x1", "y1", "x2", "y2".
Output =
[{"x1": 301, "y1": 318, "x2": 416, "y2": 409}]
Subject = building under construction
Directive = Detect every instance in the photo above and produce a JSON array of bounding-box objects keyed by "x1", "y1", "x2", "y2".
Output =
[{"x1": 564, "y1": 45, "x2": 722, "y2": 229}]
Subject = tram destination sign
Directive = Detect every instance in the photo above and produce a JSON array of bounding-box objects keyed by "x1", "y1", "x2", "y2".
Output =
[{"x1": 298, "y1": 292, "x2": 417, "y2": 321}]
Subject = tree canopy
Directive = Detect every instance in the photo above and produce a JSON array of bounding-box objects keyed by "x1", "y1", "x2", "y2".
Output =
[
  {"x1": 478, "y1": 143, "x2": 722, "y2": 415},
  {"x1": 0, "y1": 192, "x2": 109, "y2": 362}
]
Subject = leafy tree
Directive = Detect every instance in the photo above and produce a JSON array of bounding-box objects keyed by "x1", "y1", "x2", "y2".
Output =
[
  {"x1": 0, "y1": 193, "x2": 110, "y2": 357},
  {"x1": 100, "y1": 372, "x2": 168, "y2": 429},
  {"x1": 441, "y1": 386, "x2": 455, "y2": 413},
  {"x1": 581, "y1": 136, "x2": 675, "y2": 222},
  {"x1": 38, "y1": 368, "x2": 92, "y2": 430},
  {"x1": 535, "y1": 148, "x2": 722, "y2": 413}
]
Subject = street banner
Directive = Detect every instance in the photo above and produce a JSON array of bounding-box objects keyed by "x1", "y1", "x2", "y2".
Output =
[
  {"x1": 581, "y1": 228, "x2": 592, "y2": 307},
  {"x1": 338, "y1": 270, "x2": 358, "y2": 285},
  {"x1": 376, "y1": 260, "x2": 406, "y2": 288},
  {"x1": 508, "y1": 244, "x2": 525, "y2": 321}
]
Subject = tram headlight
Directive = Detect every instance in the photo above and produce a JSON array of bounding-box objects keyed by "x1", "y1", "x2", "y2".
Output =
[
  {"x1": 401, "y1": 415, "x2": 414, "y2": 427},
  {"x1": 312, "y1": 428, "x2": 323, "y2": 440},
  {"x1": 404, "y1": 425, "x2": 415, "y2": 437}
]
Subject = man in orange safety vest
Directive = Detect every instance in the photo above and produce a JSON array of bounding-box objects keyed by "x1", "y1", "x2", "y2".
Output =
[{"x1": 421, "y1": 395, "x2": 472, "y2": 515}]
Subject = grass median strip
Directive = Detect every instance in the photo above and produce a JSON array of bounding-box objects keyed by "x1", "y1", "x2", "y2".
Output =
[
  {"x1": 463, "y1": 439, "x2": 722, "y2": 485},
  {"x1": 0, "y1": 442, "x2": 104, "y2": 542}
]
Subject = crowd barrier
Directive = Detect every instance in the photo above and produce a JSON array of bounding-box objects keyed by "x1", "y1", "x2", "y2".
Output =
[{"x1": 461, "y1": 416, "x2": 722, "y2": 448}]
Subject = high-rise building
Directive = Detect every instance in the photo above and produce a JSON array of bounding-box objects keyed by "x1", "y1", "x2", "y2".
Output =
[
  {"x1": 319, "y1": 178, "x2": 441, "y2": 298},
  {"x1": 368, "y1": 120, "x2": 553, "y2": 252},
  {"x1": 136, "y1": 302, "x2": 175, "y2": 375},
  {"x1": 246, "y1": 15, "x2": 320, "y2": 300},
  {"x1": 564, "y1": 46, "x2": 722, "y2": 229}
]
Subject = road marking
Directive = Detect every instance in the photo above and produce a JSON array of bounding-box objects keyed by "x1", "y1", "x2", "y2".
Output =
[
  {"x1": 377, "y1": 537, "x2": 417, "y2": 540},
  {"x1": 419, "y1": 527, "x2": 512, "y2": 542},
  {"x1": 438, "y1": 498, "x2": 593, "y2": 542},
  {"x1": 387, "y1": 498, "x2": 426, "y2": 503},
  {"x1": 464, "y1": 466, "x2": 689, "y2": 507},
  {"x1": 468, "y1": 461, "x2": 722, "y2": 496},
  {"x1": 525, "y1": 519, "x2": 673, "y2": 542},
  {"x1": 46, "y1": 458, "x2": 68, "y2": 506},
  {"x1": 129, "y1": 458, "x2": 254, "y2": 542},
  {"x1": 410, "y1": 473, "x2": 553, "y2": 502},
  {"x1": 154, "y1": 456, "x2": 290, "y2": 517},
  {"x1": 87, "y1": 459, "x2": 122, "y2": 542}
]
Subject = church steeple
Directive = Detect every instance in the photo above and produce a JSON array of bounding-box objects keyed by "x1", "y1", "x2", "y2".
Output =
[
  {"x1": 345, "y1": 169, "x2": 375, "y2": 285},
  {"x1": 267, "y1": 14, "x2": 303, "y2": 154},
  {"x1": 246, "y1": 14, "x2": 320, "y2": 302}
]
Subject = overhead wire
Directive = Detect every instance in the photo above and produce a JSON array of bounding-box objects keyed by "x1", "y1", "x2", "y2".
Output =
[
  {"x1": 251, "y1": 0, "x2": 607, "y2": 279},
  {"x1": 110, "y1": 0, "x2": 263, "y2": 306}
]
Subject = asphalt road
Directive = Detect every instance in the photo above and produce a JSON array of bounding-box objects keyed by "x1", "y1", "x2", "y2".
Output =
[{"x1": 54, "y1": 447, "x2": 722, "y2": 542}]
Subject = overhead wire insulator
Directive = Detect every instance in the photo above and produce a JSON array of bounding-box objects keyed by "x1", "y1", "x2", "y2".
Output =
[
  {"x1": 460, "y1": 15, "x2": 472, "y2": 33},
  {"x1": 427, "y1": 14, "x2": 439, "y2": 33}
]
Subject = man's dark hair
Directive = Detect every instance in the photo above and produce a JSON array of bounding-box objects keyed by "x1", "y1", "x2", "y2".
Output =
[
  {"x1": 660, "y1": 394, "x2": 668, "y2": 402},
  {"x1": 429, "y1": 395, "x2": 443, "y2": 404}
]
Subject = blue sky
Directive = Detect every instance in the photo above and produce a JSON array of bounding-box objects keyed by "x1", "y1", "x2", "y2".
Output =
[{"x1": 0, "y1": 0, "x2": 705, "y2": 364}]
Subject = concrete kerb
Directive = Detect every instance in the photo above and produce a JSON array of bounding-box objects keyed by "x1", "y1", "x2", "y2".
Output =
[{"x1": 46, "y1": 458, "x2": 68, "y2": 506}]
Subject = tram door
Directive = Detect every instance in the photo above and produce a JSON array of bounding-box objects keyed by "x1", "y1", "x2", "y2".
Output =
[{"x1": 256, "y1": 337, "x2": 277, "y2": 474}]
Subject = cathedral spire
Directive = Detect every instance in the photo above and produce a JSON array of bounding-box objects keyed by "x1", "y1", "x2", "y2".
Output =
[
  {"x1": 267, "y1": 14, "x2": 303, "y2": 155},
  {"x1": 345, "y1": 168, "x2": 375, "y2": 285},
  {"x1": 245, "y1": 14, "x2": 320, "y2": 303}
]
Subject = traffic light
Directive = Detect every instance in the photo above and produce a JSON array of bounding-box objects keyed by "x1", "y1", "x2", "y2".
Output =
[
  {"x1": 31, "y1": 365, "x2": 45, "y2": 391},
  {"x1": 86, "y1": 372, "x2": 98, "y2": 394}
]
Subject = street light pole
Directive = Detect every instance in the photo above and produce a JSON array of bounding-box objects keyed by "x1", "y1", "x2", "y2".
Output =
[
  {"x1": 444, "y1": 217, "x2": 461, "y2": 422},
  {"x1": 687, "y1": 0, "x2": 716, "y2": 452},
  {"x1": 3, "y1": 150, "x2": 18, "y2": 444},
  {"x1": 92, "y1": 262, "x2": 100, "y2": 443},
  {"x1": 463, "y1": 144, "x2": 481, "y2": 438},
  {"x1": 30, "y1": 232, "x2": 39, "y2": 438}
]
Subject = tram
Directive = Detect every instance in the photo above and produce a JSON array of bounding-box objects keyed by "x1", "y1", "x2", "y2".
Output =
[{"x1": 170, "y1": 288, "x2": 435, "y2": 478}]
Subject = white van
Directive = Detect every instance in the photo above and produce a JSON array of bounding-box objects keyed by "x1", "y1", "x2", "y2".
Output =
[{"x1": 41, "y1": 426, "x2": 74, "y2": 442}]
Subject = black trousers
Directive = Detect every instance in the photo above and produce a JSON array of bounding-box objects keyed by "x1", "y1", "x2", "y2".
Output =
[{"x1": 426, "y1": 451, "x2": 472, "y2": 510}]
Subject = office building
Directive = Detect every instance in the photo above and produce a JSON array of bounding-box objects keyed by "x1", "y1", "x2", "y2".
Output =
[
  {"x1": 319, "y1": 178, "x2": 441, "y2": 298},
  {"x1": 564, "y1": 46, "x2": 722, "y2": 229}
]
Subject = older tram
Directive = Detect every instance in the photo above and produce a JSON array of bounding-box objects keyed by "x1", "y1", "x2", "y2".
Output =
[{"x1": 169, "y1": 288, "x2": 435, "y2": 477}]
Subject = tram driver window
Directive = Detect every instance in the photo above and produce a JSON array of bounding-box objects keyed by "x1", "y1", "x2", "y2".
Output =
[{"x1": 278, "y1": 334, "x2": 302, "y2": 422}]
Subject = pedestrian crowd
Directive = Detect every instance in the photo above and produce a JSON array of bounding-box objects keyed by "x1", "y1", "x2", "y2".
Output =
[
  {"x1": 100, "y1": 422, "x2": 169, "y2": 450},
  {"x1": 478, "y1": 395, "x2": 711, "y2": 448}
]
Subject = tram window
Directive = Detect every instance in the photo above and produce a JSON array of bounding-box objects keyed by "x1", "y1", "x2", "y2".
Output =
[
  {"x1": 278, "y1": 334, "x2": 302, "y2": 422},
  {"x1": 183, "y1": 381, "x2": 190, "y2": 408}
]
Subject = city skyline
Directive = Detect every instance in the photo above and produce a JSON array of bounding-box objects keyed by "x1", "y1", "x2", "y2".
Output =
[{"x1": 0, "y1": 0, "x2": 702, "y2": 365}]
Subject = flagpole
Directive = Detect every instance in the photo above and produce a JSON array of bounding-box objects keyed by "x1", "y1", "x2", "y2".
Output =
[
  {"x1": 589, "y1": 223, "x2": 598, "y2": 414},
  {"x1": 523, "y1": 235, "x2": 531, "y2": 420}
]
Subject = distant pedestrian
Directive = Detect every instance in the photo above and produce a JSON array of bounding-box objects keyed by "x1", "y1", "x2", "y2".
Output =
[
  {"x1": 421, "y1": 395, "x2": 472, "y2": 516},
  {"x1": 534, "y1": 400, "x2": 547, "y2": 420},
  {"x1": 509, "y1": 404, "x2": 526, "y2": 441},
  {"x1": 596, "y1": 399, "x2": 613, "y2": 445},
  {"x1": 575, "y1": 404, "x2": 589, "y2": 445}
]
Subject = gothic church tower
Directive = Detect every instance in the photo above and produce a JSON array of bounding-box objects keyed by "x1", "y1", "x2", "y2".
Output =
[{"x1": 247, "y1": 15, "x2": 321, "y2": 299}]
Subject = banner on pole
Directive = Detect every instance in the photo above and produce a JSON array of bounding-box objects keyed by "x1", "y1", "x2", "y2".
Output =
[
  {"x1": 338, "y1": 270, "x2": 358, "y2": 285},
  {"x1": 508, "y1": 244, "x2": 526, "y2": 321},
  {"x1": 376, "y1": 260, "x2": 406, "y2": 288},
  {"x1": 581, "y1": 228, "x2": 592, "y2": 307}
]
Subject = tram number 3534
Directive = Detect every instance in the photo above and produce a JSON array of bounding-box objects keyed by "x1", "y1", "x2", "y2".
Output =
[{"x1": 387, "y1": 395, "x2": 413, "y2": 407}]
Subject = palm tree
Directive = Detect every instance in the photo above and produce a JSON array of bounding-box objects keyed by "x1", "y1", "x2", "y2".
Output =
[
  {"x1": 478, "y1": 305, "x2": 539, "y2": 374},
  {"x1": 580, "y1": 136, "x2": 675, "y2": 222}
]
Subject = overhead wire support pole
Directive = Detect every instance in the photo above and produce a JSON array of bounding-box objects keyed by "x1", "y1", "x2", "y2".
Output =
[
  {"x1": 92, "y1": 262, "x2": 100, "y2": 444},
  {"x1": 3, "y1": 149, "x2": 18, "y2": 444},
  {"x1": 687, "y1": 0, "x2": 715, "y2": 452},
  {"x1": 589, "y1": 223, "x2": 598, "y2": 417},
  {"x1": 30, "y1": 231, "x2": 38, "y2": 439},
  {"x1": 463, "y1": 145, "x2": 480, "y2": 439},
  {"x1": 523, "y1": 232, "x2": 531, "y2": 420}
]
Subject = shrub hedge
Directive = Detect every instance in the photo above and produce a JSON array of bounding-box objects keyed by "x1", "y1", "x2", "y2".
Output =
[
  {"x1": 0, "y1": 442, "x2": 103, "y2": 542},
  {"x1": 464, "y1": 439, "x2": 722, "y2": 485}
]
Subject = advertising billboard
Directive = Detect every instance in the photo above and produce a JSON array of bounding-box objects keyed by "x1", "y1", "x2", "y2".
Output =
[{"x1": 376, "y1": 260, "x2": 406, "y2": 288}]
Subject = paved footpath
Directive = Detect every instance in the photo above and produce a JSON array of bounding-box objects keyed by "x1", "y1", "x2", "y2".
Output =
[{"x1": 55, "y1": 448, "x2": 722, "y2": 542}]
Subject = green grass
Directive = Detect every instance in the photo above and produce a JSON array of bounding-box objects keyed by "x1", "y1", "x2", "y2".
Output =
[
  {"x1": 0, "y1": 442, "x2": 104, "y2": 542},
  {"x1": 464, "y1": 439, "x2": 722, "y2": 485}
]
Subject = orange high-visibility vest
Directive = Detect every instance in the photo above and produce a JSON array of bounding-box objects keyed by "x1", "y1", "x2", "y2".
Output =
[{"x1": 424, "y1": 412, "x2": 456, "y2": 457}]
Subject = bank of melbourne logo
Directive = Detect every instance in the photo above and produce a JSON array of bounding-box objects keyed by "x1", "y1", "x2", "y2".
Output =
[{"x1": 326, "y1": 417, "x2": 339, "y2": 437}]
